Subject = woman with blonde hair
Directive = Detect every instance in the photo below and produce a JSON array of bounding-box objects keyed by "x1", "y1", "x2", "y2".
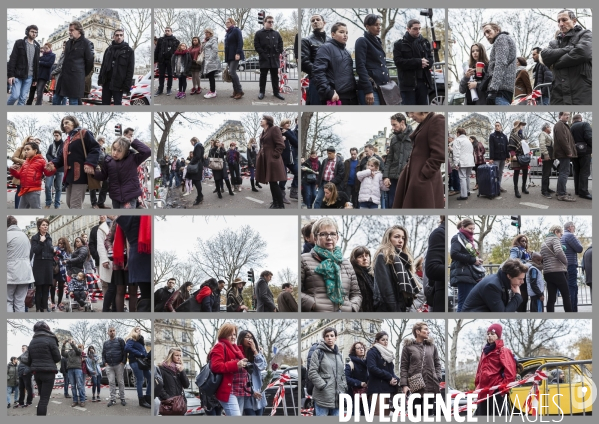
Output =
[
  {"x1": 157, "y1": 347, "x2": 189, "y2": 415},
  {"x1": 125, "y1": 327, "x2": 151, "y2": 408},
  {"x1": 11, "y1": 135, "x2": 36, "y2": 209},
  {"x1": 201, "y1": 28, "x2": 222, "y2": 99},
  {"x1": 373, "y1": 225, "x2": 419, "y2": 312},
  {"x1": 320, "y1": 182, "x2": 351, "y2": 209},
  {"x1": 208, "y1": 323, "x2": 251, "y2": 416}
]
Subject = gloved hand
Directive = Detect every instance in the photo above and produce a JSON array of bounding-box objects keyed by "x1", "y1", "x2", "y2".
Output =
[{"x1": 486, "y1": 91, "x2": 497, "y2": 105}]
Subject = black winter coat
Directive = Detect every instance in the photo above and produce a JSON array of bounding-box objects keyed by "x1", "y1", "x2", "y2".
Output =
[
  {"x1": 254, "y1": 29, "x2": 284, "y2": 69},
  {"x1": 38, "y1": 51, "x2": 56, "y2": 81},
  {"x1": 366, "y1": 347, "x2": 398, "y2": 396},
  {"x1": 67, "y1": 246, "x2": 89, "y2": 274},
  {"x1": 158, "y1": 365, "x2": 189, "y2": 400},
  {"x1": 247, "y1": 145, "x2": 258, "y2": 168},
  {"x1": 383, "y1": 126, "x2": 413, "y2": 180},
  {"x1": 98, "y1": 41, "x2": 135, "y2": 92},
  {"x1": 301, "y1": 30, "x2": 331, "y2": 77},
  {"x1": 344, "y1": 355, "x2": 369, "y2": 394},
  {"x1": 570, "y1": 121, "x2": 593, "y2": 155},
  {"x1": 209, "y1": 147, "x2": 229, "y2": 180},
  {"x1": 27, "y1": 330, "x2": 61, "y2": 374},
  {"x1": 281, "y1": 128, "x2": 298, "y2": 165},
  {"x1": 425, "y1": 223, "x2": 446, "y2": 286},
  {"x1": 17, "y1": 354, "x2": 31, "y2": 377},
  {"x1": 488, "y1": 131, "x2": 510, "y2": 161},
  {"x1": 154, "y1": 35, "x2": 180, "y2": 64},
  {"x1": 541, "y1": 25, "x2": 592, "y2": 105},
  {"x1": 317, "y1": 156, "x2": 345, "y2": 186},
  {"x1": 154, "y1": 287, "x2": 175, "y2": 312},
  {"x1": 211, "y1": 290, "x2": 222, "y2": 312},
  {"x1": 449, "y1": 233, "x2": 478, "y2": 286},
  {"x1": 30, "y1": 233, "x2": 54, "y2": 286},
  {"x1": 51, "y1": 128, "x2": 101, "y2": 186},
  {"x1": 46, "y1": 140, "x2": 64, "y2": 173},
  {"x1": 56, "y1": 36, "x2": 94, "y2": 99},
  {"x1": 462, "y1": 269, "x2": 523, "y2": 312},
  {"x1": 102, "y1": 337, "x2": 126, "y2": 366},
  {"x1": 170, "y1": 52, "x2": 192, "y2": 75},
  {"x1": 224, "y1": 26, "x2": 245, "y2": 62},
  {"x1": 7, "y1": 38, "x2": 40, "y2": 80},
  {"x1": 186, "y1": 142, "x2": 205, "y2": 181},
  {"x1": 89, "y1": 224, "x2": 100, "y2": 266},
  {"x1": 312, "y1": 39, "x2": 357, "y2": 101},
  {"x1": 355, "y1": 32, "x2": 390, "y2": 94},
  {"x1": 532, "y1": 62, "x2": 553, "y2": 99},
  {"x1": 393, "y1": 32, "x2": 434, "y2": 91}
]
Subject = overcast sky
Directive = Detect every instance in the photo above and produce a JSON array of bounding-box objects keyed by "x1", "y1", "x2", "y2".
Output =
[{"x1": 155, "y1": 216, "x2": 298, "y2": 279}]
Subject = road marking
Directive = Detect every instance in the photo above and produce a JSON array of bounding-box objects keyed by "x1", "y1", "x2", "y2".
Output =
[
  {"x1": 51, "y1": 401, "x2": 62, "y2": 404},
  {"x1": 73, "y1": 406, "x2": 87, "y2": 411},
  {"x1": 520, "y1": 202, "x2": 550, "y2": 209},
  {"x1": 246, "y1": 197, "x2": 264, "y2": 204}
]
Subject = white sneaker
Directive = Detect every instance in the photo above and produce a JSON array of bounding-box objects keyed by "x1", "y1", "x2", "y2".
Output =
[
  {"x1": 238, "y1": 187, "x2": 242, "y2": 192},
  {"x1": 204, "y1": 91, "x2": 217, "y2": 99},
  {"x1": 183, "y1": 192, "x2": 190, "y2": 196}
]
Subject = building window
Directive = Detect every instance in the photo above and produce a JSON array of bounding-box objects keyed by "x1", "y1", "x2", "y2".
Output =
[
  {"x1": 370, "y1": 323, "x2": 377, "y2": 334},
  {"x1": 163, "y1": 330, "x2": 171, "y2": 341},
  {"x1": 182, "y1": 332, "x2": 189, "y2": 343},
  {"x1": 353, "y1": 321, "x2": 360, "y2": 331}
]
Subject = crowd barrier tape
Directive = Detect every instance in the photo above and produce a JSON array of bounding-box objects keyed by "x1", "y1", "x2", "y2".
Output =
[
  {"x1": 266, "y1": 373, "x2": 292, "y2": 416},
  {"x1": 186, "y1": 405, "x2": 204, "y2": 415}
]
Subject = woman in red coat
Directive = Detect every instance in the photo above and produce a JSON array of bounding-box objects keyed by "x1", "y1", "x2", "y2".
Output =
[
  {"x1": 393, "y1": 112, "x2": 445, "y2": 209},
  {"x1": 208, "y1": 322, "x2": 251, "y2": 416},
  {"x1": 255, "y1": 115, "x2": 287, "y2": 209}
]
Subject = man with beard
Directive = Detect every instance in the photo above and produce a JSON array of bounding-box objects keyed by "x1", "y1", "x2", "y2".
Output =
[
  {"x1": 393, "y1": 19, "x2": 434, "y2": 105},
  {"x1": 154, "y1": 27, "x2": 179, "y2": 96},
  {"x1": 384, "y1": 113, "x2": 412, "y2": 207},
  {"x1": 301, "y1": 14, "x2": 331, "y2": 105},
  {"x1": 481, "y1": 23, "x2": 517, "y2": 105},
  {"x1": 531, "y1": 47, "x2": 553, "y2": 105},
  {"x1": 553, "y1": 112, "x2": 578, "y2": 202},
  {"x1": 7, "y1": 25, "x2": 40, "y2": 105},
  {"x1": 98, "y1": 29, "x2": 134, "y2": 105}
]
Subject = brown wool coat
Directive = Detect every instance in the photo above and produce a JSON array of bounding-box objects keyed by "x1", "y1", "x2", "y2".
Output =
[
  {"x1": 255, "y1": 126, "x2": 287, "y2": 183},
  {"x1": 393, "y1": 113, "x2": 445, "y2": 209},
  {"x1": 399, "y1": 338, "x2": 442, "y2": 394},
  {"x1": 552, "y1": 121, "x2": 577, "y2": 160},
  {"x1": 514, "y1": 69, "x2": 533, "y2": 98}
]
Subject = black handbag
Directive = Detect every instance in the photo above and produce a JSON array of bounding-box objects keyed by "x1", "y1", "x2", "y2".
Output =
[
  {"x1": 576, "y1": 142, "x2": 588, "y2": 155},
  {"x1": 306, "y1": 173, "x2": 317, "y2": 183},
  {"x1": 195, "y1": 343, "x2": 226, "y2": 398},
  {"x1": 372, "y1": 79, "x2": 402, "y2": 105},
  {"x1": 135, "y1": 357, "x2": 151, "y2": 371},
  {"x1": 186, "y1": 161, "x2": 200, "y2": 175},
  {"x1": 517, "y1": 154, "x2": 531, "y2": 166}
]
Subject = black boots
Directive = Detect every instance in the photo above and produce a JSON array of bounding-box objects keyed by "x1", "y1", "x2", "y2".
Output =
[
  {"x1": 521, "y1": 176, "x2": 529, "y2": 194},
  {"x1": 514, "y1": 185, "x2": 521, "y2": 198},
  {"x1": 138, "y1": 396, "x2": 151, "y2": 409},
  {"x1": 255, "y1": 181, "x2": 262, "y2": 188},
  {"x1": 225, "y1": 179, "x2": 235, "y2": 195},
  {"x1": 250, "y1": 178, "x2": 259, "y2": 192}
]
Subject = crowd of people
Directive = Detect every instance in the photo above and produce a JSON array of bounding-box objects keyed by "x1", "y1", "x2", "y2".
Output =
[
  {"x1": 449, "y1": 112, "x2": 592, "y2": 202},
  {"x1": 8, "y1": 23, "x2": 135, "y2": 106},
  {"x1": 300, "y1": 217, "x2": 445, "y2": 313},
  {"x1": 154, "y1": 16, "x2": 288, "y2": 101},
  {"x1": 302, "y1": 14, "x2": 437, "y2": 105},
  {"x1": 458, "y1": 10, "x2": 591, "y2": 105},
  {"x1": 9, "y1": 323, "x2": 151, "y2": 416},
  {"x1": 6, "y1": 215, "x2": 152, "y2": 313},
  {"x1": 450, "y1": 219, "x2": 592, "y2": 312},
  {"x1": 303, "y1": 322, "x2": 442, "y2": 416},
  {"x1": 10, "y1": 118, "x2": 151, "y2": 209},
  {"x1": 159, "y1": 115, "x2": 298, "y2": 208},
  {"x1": 302, "y1": 112, "x2": 445, "y2": 209},
  {"x1": 154, "y1": 275, "x2": 298, "y2": 313}
]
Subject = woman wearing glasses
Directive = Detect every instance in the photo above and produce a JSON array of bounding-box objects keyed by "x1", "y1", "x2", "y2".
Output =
[
  {"x1": 237, "y1": 330, "x2": 266, "y2": 416},
  {"x1": 301, "y1": 217, "x2": 362, "y2": 312}
]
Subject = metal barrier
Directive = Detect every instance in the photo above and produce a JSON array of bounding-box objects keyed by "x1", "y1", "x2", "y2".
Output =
[
  {"x1": 264, "y1": 366, "x2": 299, "y2": 416},
  {"x1": 217, "y1": 49, "x2": 298, "y2": 83},
  {"x1": 536, "y1": 360, "x2": 593, "y2": 416}
]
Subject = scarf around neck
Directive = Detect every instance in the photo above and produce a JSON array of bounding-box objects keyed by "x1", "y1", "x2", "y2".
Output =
[
  {"x1": 161, "y1": 361, "x2": 179, "y2": 374},
  {"x1": 483, "y1": 342, "x2": 497, "y2": 355},
  {"x1": 313, "y1": 245, "x2": 345, "y2": 307},
  {"x1": 373, "y1": 342, "x2": 395, "y2": 363},
  {"x1": 459, "y1": 228, "x2": 475, "y2": 243}
]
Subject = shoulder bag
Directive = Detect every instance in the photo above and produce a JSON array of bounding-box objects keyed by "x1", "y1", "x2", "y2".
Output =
[
  {"x1": 25, "y1": 287, "x2": 36, "y2": 308},
  {"x1": 375, "y1": 80, "x2": 402, "y2": 105},
  {"x1": 135, "y1": 357, "x2": 151, "y2": 371},
  {"x1": 159, "y1": 391, "x2": 186, "y2": 416},
  {"x1": 186, "y1": 161, "x2": 200, "y2": 175},
  {"x1": 222, "y1": 67, "x2": 232, "y2": 83},
  {"x1": 80, "y1": 130, "x2": 102, "y2": 190},
  {"x1": 407, "y1": 345, "x2": 426, "y2": 392},
  {"x1": 208, "y1": 151, "x2": 224, "y2": 171}
]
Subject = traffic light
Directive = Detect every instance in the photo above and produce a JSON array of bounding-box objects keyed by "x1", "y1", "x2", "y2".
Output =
[
  {"x1": 511, "y1": 215, "x2": 521, "y2": 234},
  {"x1": 258, "y1": 10, "x2": 265, "y2": 25},
  {"x1": 247, "y1": 268, "x2": 255, "y2": 283},
  {"x1": 115, "y1": 124, "x2": 122, "y2": 136},
  {"x1": 432, "y1": 40, "x2": 441, "y2": 51}
]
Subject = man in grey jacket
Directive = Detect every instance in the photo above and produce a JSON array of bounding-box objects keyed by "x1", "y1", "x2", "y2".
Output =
[
  {"x1": 255, "y1": 270, "x2": 276, "y2": 312},
  {"x1": 7, "y1": 216, "x2": 34, "y2": 312},
  {"x1": 482, "y1": 23, "x2": 516, "y2": 105},
  {"x1": 61, "y1": 340, "x2": 85, "y2": 407}
]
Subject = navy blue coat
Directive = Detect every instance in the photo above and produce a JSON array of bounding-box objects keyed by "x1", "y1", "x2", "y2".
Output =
[
  {"x1": 312, "y1": 39, "x2": 356, "y2": 101},
  {"x1": 366, "y1": 347, "x2": 398, "y2": 395},
  {"x1": 38, "y1": 51, "x2": 56, "y2": 81},
  {"x1": 51, "y1": 128, "x2": 101, "y2": 186},
  {"x1": 344, "y1": 355, "x2": 369, "y2": 394},
  {"x1": 125, "y1": 336, "x2": 148, "y2": 363},
  {"x1": 462, "y1": 269, "x2": 523, "y2": 312},
  {"x1": 355, "y1": 32, "x2": 390, "y2": 94},
  {"x1": 281, "y1": 127, "x2": 298, "y2": 165},
  {"x1": 115, "y1": 216, "x2": 150, "y2": 284},
  {"x1": 224, "y1": 26, "x2": 245, "y2": 62}
]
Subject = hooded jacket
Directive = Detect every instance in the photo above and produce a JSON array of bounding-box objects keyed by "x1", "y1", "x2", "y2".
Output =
[
  {"x1": 308, "y1": 341, "x2": 347, "y2": 408},
  {"x1": 384, "y1": 126, "x2": 413, "y2": 180},
  {"x1": 356, "y1": 169, "x2": 387, "y2": 204},
  {"x1": 487, "y1": 32, "x2": 517, "y2": 93},
  {"x1": 9, "y1": 154, "x2": 52, "y2": 193},
  {"x1": 393, "y1": 32, "x2": 434, "y2": 91},
  {"x1": 301, "y1": 30, "x2": 331, "y2": 77},
  {"x1": 28, "y1": 327, "x2": 61, "y2": 373},
  {"x1": 312, "y1": 39, "x2": 357, "y2": 100},
  {"x1": 400, "y1": 338, "x2": 442, "y2": 394},
  {"x1": 7, "y1": 38, "x2": 41, "y2": 80},
  {"x1": 461, "y1": 269, "x2": 523, "y2": 312},
  {"x1": 474, "y1": 339, "x2": 517, "y2": 390}
]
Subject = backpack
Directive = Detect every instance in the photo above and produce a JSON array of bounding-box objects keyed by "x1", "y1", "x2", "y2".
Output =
[
  {"x1": 499, "y1": 347, "x2": 518, "y2": 381},
  {"x1": 81, "y1": 357, "x2": 89, "y2": 375},
  {"x1": 305, "y1": 343, "x2": 325, "y2": 396},
  {"x1": 196, "y1": 343, "x2": 226, "y2": 411}
]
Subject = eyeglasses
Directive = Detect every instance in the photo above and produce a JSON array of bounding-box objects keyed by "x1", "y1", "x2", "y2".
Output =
[
  {"x1": 355, "y1": 346, "x2": 365, "y2": 350},
  {"x1": 317, "y1": 232, "x2": 338, "y2": 239},
  {"x1": 244, "y1": 335, "x2": 253, "y2": 339}
]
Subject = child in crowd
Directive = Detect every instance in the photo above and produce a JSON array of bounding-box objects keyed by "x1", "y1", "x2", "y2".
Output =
[
  {"x1": 68, "y1": 272, "x2": 88, "y2": 308},
  {"x1": 527, "y1": 252, "x2": 545, "y2": 312},
  {"x1": 356, "y1": 157, "x2": 388, "y2": 209},
  {"x1": 9, "y1": 142, "x2": 53, "y2": 209}
]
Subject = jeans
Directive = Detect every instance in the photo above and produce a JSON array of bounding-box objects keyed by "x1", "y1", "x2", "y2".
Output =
[
  {"x1": 169, "y1": 171, "x2": 181, "y2": 187},
  {"x1": 357, "y1": 89, "x2": 381, "y2": 105},
  {"x1": 102, "y1": 87, "x2": 123, "y2": 105},
  {"x1": 359, "y1": 201, "x2": 379, "y2": 209},
  {"x1": 567, "y1": 264, "x2": 579, "y2": 312},
  {"x1": 52, "y1": 94, "x2": 79, "y2": 105},
  {"x1": 541, "y1": 96, "x2": 550, "y2": 105},
  {"x1": 63, "y1": 371, "x2": 70, "y2": 396},
  {"x1": 541, "y1": 160, "x2": 553, "y2": 193},
  {"x1": 177, "y1": 73, "x2": 187, "y2": 92},
  {"x1": 158, "y1": 61, "x2": 173, "y2": 91},
  {"x1": 494, "y1": 92, "x2": 512, "y2": 105},
  {"x1": 106, "y1": 363, "x2": 125, "y2": 401},
  {"x1": 307, "y1": 80, "x2": 322, "y2": 105},
  {"x1": 33, "y1": 372, "x2": 55, "y2": 416},
  {"x1": 34, "y1": 78, "x2": 47, "y2": 105},
  {"x1": 303, "y1": 182, "x2": 316, "y2": 208},
  {"x1": 572, "y1": 155, "x2": 591, "y2": 195},
  {"x1": 450, "y1": 169, "x2": 461, "y2": 192},
  {"x1": 90, "y1": 375, "x2": 101, "y2": 396},
  {"x1": 44, "y1": 172, "x2": 63, "y2": 207},
  {"x1": 313, "y1": 185, "x2": 328, "y2": 209},
  {"x1": 458, "y1": 167, "x2": 472, "y2": 198},
  {"x1": 259, "y1": 67, "x2": 279, "y2": 94},
  {"x1": 7, "y1": 76, "x2": 33, "y2": 105},
  {"x1": 457, "y1": 282, "x2": 474, "y2": 312},
  {"x1": 401, "y1": 80, "x2": 429, "y2": 105},
  {"x1": 386, "y1": 178, "x2": 398, "y2": 208},
  {"x1": 18, "y1": 374, "x2": 33, "y2": 405},
  {"x1": 545, "y1": 272, "x2": 572, "y2": 312},
  {"x1": 7, "y1": 284, "x2": 28, "y2": 312},
  {"x1": 7, "y1": 385, "x2": 19, "y2": 404},
  {"x1": 129, "y1": 361, "x2": 151, "y2": 397},
  {"x1": 556, "y1": 158, "x2": 571, "y2": 196},
  {"x1": 228, "y1": 60, "x2": 242, "y2": 93},
  {"x1": 68, "y1": 369, "x2": 85, "y2": 402},
  {"x1": 315, "y1": 403, "x2": 339, "y2": 416},
  {"x1": 218, "y1": 393, "x2": 244, "y2": 416},
  {"x1": 244, "y1": 407, "x2": 264, "y2": 415}
]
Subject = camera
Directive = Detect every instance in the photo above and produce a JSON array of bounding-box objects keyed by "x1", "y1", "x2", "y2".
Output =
[
  {"x1": 419, "y1": 8, "x2": 433, "y2": 18},
  {"x1": 245, "y1": 363, "x2": 255, "y2": 374}
]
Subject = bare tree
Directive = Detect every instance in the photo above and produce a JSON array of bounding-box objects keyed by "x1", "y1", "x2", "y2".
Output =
[
  {"x1": 8, "y1": 115, "x2": 55, "y2": 154},
  {"x1": 448, "y1": 215, "x2": 505, "y2": 260},
  {"x1": 154, "y1": 9, "x2": 182, "y2": 35},
  {"x1": 507, "y1": 10, "x2": 548, "y2": 58},
  {"x1": 384, "y1": 319, "x2": 411, "y2": 374},
  {"x1": 119, "y1": 9, "x2": 152, "y2": 52},
  {"x1": 176, "y1": 12, "x2": 211, "y2": 46},
  {"x1": 277, "y1": 267, "x2": 298, "y2": 286},
  {"x1": 499, "y1": 319, "x2": 576, "y2": 357},
  {"x1": 8, "y1": 319, "x2": 59, "y2": 336},
  {"x1": 424, "y1": 319, "x2": 446, "y2": 362},
  {"x1": 448, "y1": 319, "x2": 476, "y2": 388},
  {"x1": 154, "y1": 112, "x2": 208, "y2": 159},
  {"x1": 448, "y1": 9, "x2": 487, "y2": 80},
  {"x1": 68, "y1": 320, "x2": 96, "y2": 346},
  {"x1": 239, "y1": 112, "x2": 298, "y2": 147},
  {"x1": 154, "y1": 250, "x2": 179, "y2": 287},
  {"x1": 301, "y1": 112, "x2": 342, "y2": 157},
  {"x1": 201, "y1": 8, "x2": 254, "y2": 32},
  {"x1": 337, "y1": 216, "x2": 365, "y2": 256}
]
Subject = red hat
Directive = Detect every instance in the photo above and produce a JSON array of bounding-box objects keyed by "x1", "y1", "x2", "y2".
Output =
[{"x1": 487, "y1": 323, "x2": 502, "y2": 339}]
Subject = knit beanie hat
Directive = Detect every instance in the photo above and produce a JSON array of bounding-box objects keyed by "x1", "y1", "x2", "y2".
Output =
[{"x1": 487, "y1": 323, "x2": 502, "y2": 339}]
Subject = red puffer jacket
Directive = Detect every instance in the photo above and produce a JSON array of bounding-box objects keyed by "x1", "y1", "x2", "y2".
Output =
[
  {"x1": 9, "y1": 154, "x2": 52, "y2": 194},
  {"x1": 474, "y1": 339, "x2": 516, "y2": 392},
  {"x1": 208, "y1": 340, "x2": 246, "y2": 402}
]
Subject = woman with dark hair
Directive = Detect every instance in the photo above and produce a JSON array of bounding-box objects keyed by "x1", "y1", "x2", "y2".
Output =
[
  {"x1": 226, "y1": 278, "x2": 248, "y2": 312},
  {"x1": 46, "y1": 115, "x2": 101, "y2": 209},
  {"x1": 459, "y1": 43, "x2": 490, "y2": 105},
  {"x1": 247, "y1": 138, "x2": 261, "y2": 192},
  {"x1": 510, "y1": 234, "x2": 531, "y2": 312},
  {"x1": 450, "y1": 218, "x2": 484, "y2": 312},
  {"x1": 30, "y1": 218, "x2": 54, "y2": 312},
  {"x1": 125, "y1": 327, "x2": 151, "y2": 408},
  {"x1": 66, "y1": 237, "x2": 89, "y2": 275},
  {"x1": 349, "y1": 246, "x2": 381, "y2": 312},
  {"x1": 508, "y1": 121, "x2": 529, "y2": 198},
  {"x1": 255, "y1": 115, "x2": 287, "y2": 209},
  {"x1": 209, "y1": 139, "x2": 235, "y2": 199},
  {"x1": 11, "y1": 136, "x2": 36, "y2": 209},
  {"x1": 237, "y1": 330, "x2": 267, "y2": 415},
  {"x1": 471, "y1": 136, "x2": 486, "y2": 191},
  {"x1": 157, "y1": 348, "x2": 189, "y2": 416},
  {"x1": 514, "y1": 57, "x2": 533, "y2": 98},
  {"x1": 227, "y1": 141, "x2": 242, "y2": 192},
  {"x1": 186, "y1": 137, "x2": 205, "y2": 206},
  {"x1": 171, "y1": 42, "x2": 191, "y2": 99},
  {"x1": 195, "y1": 278, "x2": 220, "y2": 312},
  {"x1": 53, "y1": 237, "x2": 72, "y2": 311},
  {"x1": 366, "y1": 331, "x2": 398, "y2": 416},
  {"x1": 85, "y1": 346, "x2": 102, "y2": 402},
  {"x1": 344, "y1": 341, "x2": 369, "y2": 411},
  {"x1": 23, "y1": 322, "x2": 61, "y2": 415},
  {"x1": 188, "y1": 37, "x2": 203, "y2": 95},
  {"x1": 355, "y1": 14, "x2": 392, "y2": 106},
  {"x1": 165, "y1": 281, "x2": 193, "y2": 312},
  {"x1": 301, "y1": 151, "x2": 319, "y2": 208}
]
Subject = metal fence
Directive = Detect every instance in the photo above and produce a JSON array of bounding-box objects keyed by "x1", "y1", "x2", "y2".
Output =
[
  {"x1": 536, "y1": 360, "x2": 593, "y2": 416},
  {"x1": 217, "y1": 48, "x2": 298, "y2": 82}
]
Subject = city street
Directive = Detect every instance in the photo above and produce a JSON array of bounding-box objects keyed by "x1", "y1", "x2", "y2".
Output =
[
  {"x1": 448, "y1": 173, "x2": 592, "y2": 210},
  {"x1": 7, "y1": 187, "x2": 113, "y2": 210},
  {"x1": 8, "y1": 387, "x2": 144, "y2": 417}
]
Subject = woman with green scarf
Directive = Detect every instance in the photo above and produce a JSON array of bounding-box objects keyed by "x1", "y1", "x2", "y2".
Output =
[{"x1": 300, "y1": 217, "x2": 362, "y2": 312}]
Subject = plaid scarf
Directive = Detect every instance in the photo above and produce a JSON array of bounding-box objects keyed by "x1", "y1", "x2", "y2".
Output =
[
  {"x1": 313, "y1": 245, "x2": 345, "y2": 308},
  {"x1": 392, "y1": 250, "x2": 419, "y2": 296}
]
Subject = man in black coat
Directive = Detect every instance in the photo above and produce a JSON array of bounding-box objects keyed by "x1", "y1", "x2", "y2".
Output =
[
  {"x1": 314, "y1": 146, "x2": 345, "y2": 208},
  {"x1": 155, "y1": 278, "x2": 176, "y2": 312},
  {"x1": 53, "y1": 21, "x2": 94, "y2": 105},
  {"x1": 570, "y1": 114, "x2": 593, "y2": 199},
  {"x1": 425, "y1": 218, "x2": 445, "y2": 312},
  {"x1": 16, "y1": 345, "x2": 33, "y2": 407},
  {"x1": 301, "y1": 14, "x2": 331, "y2": 105},
  {"x1": 212, "y1": 280, "x2": 226, "y2": 312},
  {"x1": 98, "y1": 28, "x2": 135, "y2": 105},
  {"x1": 255, "y1": 271, "x2": 277, "y2": 312},
  {"x1": 462, "y1": 261, "x2": 526, "y2": 312},
  {"x1": 487, "y1": 122, "x2": 510, "y2": 193},
  {"x1": 102, "y1": 327, "x2": 127, "y2": 407},
  {"x1": 531, "y1": 47, "x2": 553, "y2": 105},
  {"x1": 254, "y1": 16, "x2": 284, "y2": 100},
  {"x1": 7, "y1": 25, "x2": 40, "y2": 105},
  {"x1": 187, "y1": 137, "x2": 205, "y2": 206},
  {"x1": 154, "y1": 27, "x2": 179, "y2": 96},
  {"x1": 393, "y1": 19, "x2": 434, "y2": 105},
  {"x1": 59, "y1": 356, "x2": 71, "y2": 398}
]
